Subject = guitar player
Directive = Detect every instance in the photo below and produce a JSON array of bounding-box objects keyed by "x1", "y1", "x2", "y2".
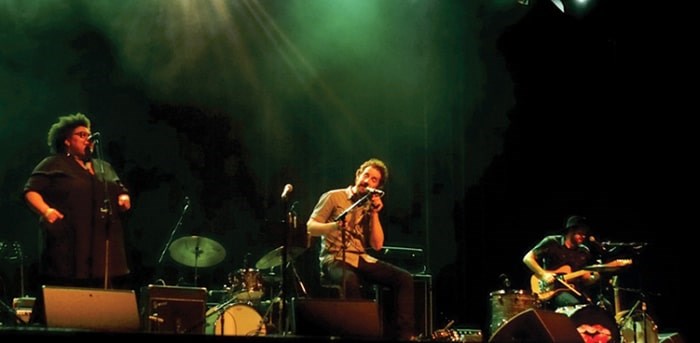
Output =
[{"x1": 523, "y1": 215, "x2": 601, "y2": 309}]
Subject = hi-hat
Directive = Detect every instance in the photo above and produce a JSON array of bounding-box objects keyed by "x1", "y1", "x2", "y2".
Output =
[
  {"x1": 169, "y1": 236, "x2": 226, "y2": 268},
  {"x1": 255, "y1": 246, "x2": 305, "y2": 269}
]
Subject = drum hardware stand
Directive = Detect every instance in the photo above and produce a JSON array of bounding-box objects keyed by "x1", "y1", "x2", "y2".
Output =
[
  {"x1": 615, "y1": 286, "x2": 659, "y2": 343},
  {"x1": 276, "y1": 257, "x2": 308, "y2": 333},
  {"x1": 0, "y1": 241, "x2": 30, "y2": 326},
  {"x1": 279, "y1": 185, "x2": 296, "y2": 335},
  {"x1": 183, "y1": 294, "x2": 240, "y2": 335},
  {"x1": 0, "y1": 299, "x2": 25, "y2": 327},
  {"x1": 258, "y1": 291, "x2": 282, "y2": 335}
]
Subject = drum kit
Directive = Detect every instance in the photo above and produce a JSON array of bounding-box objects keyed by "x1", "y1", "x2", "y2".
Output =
[
  {"x1": 167, "y1": 236, "x2": 305, "y2": 336},
  {"x1": 488, "y1": 257, "x2": 660, "y2": 343}
]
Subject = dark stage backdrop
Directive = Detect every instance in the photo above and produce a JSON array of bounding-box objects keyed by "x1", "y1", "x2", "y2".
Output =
[{"x1": 0, "y1": 0, "x2": 685, "y2": 340}]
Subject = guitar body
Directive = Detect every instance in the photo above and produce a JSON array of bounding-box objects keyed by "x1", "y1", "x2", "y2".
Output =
[
  {"x1": 530, "y1": 259, "x2": 632, "y2": 301},
  {"x1": 530, "y1": 265, "x2": 578, "y2": 300}
]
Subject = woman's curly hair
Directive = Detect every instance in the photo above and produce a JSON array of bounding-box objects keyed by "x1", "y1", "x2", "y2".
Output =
[{"x1": 47, "y1": 113, "x2": 91, "y2": 154}]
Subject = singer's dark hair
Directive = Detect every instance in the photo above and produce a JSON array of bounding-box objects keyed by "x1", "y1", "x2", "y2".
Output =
[
  {"x1": 356, "y1": 158, "x2": 388, "y2": 187},
  {"x1": 47, "y1": 112, "x2": 91, "y2": 154}
]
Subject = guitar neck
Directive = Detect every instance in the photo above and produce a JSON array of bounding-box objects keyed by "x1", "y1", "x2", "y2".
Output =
[{"x1": 561, "y1": 269, "x2": 588, "y2": 282}]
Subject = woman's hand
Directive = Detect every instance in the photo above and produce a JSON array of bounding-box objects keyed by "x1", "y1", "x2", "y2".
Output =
[
  {"x1": 43, "y1": 208, "x2": 64, "y2": 224},
  {"x1": 118, "y1": 194, "x2": 131, "y2": 211}
]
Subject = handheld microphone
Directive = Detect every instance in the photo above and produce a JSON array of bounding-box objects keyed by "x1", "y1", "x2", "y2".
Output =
[
  {"x1": 366, "y1": 187, "x2": 385, "y2": 195},
  {"x1": 281, "y1": 184, "x2": 293, "y2": 199},
  {"x1": 88, "y1": 132, "x2": 101, "y2": 141}
]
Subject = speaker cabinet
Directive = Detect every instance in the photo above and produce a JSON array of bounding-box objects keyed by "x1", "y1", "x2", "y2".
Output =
[
  {"x1": 140, "y1": 284, "x2": 207, "y2": 334},
  {"x1": 659, "y1": 332, "x2": 685, "y2": 343},
  {"x1": 42, "y1": 286, "x2": 141, "y2": 332},
  {"x1": 291, "y1": 298, "x2": 381, "y2": 338},
  {"x1": 488, "y1": 309, "x2": 584, "y2": 343},
  {"x1": 377, "y1": 273, "x2": 433, "y2": 338}
]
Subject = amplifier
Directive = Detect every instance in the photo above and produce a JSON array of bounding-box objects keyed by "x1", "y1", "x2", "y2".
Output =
[
  {"x1": 140, "y1": 284, "x2": 207, "y2": 334},
  {"x1": 291, "y1": 298, "x2": 381, "y2": 338},
  {"x1": 12, "y1": 296, "x2": 35, "y2": 324},
  {"x1": 377, "y1": 273, "x2": 433, "y2": 338},
  {"x1": 372, "y1": 246, "x2": 426, "y2": 275}
]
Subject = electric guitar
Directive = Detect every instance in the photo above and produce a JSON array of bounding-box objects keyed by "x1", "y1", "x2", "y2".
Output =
[{"x1": 530, "y1": 259, "x2": 632, "y2": 300}]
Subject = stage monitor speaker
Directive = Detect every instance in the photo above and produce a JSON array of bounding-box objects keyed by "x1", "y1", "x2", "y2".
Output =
[
  {"x1": 377, "y1": 273, "x2": 433, "y2": 338},
  {"x1": 42, "y1": 286, "x2": 140, "y2": 332},
  {"x1": 659, "y1": 332, "x2": 685, "y2": 343},
  {"x1": 291, "y1": 298, "x2": 381, "y2": 338},
  {"x1": 488, "y1": 308, "x2": 584, "y2": 343},
  {"x1": 140, "y1": 284, "x2": 207, "y2": 334}
]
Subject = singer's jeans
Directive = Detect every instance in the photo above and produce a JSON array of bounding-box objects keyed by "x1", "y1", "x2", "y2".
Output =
[{"x1": 324, "y1": 259, "x2": 415, "y2": 340}]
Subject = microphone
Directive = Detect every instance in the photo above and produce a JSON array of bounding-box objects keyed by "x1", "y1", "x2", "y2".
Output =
[
  {"x1": 281, "y1": 184, "x2": 293, "y2": 199},
  {"x1": 88, "y1": 132, "x2": 101, "y2": 141},
  {"x1": 366, "y1": 187, "x2": 385, "y2": 195},
  {"x1": 499, "y1": 273, "x2": 511, "y2": 289},
  {"x1": 183, "y1": 196, "x2": 190, "y2": 212},
  {"x1": 588, "y1": 236, "x2": 607, "y2": 252}
]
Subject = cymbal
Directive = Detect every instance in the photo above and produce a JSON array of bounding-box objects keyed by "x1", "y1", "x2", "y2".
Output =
[
  {"x1": 169, "y1": 236, "x2": 226, "y2": 267},
  {"x1": 584, "y1": 258, "x2": 633, "y2": 272},
  {"x1": 255, "y1": 245, "x2": 305, "y2": 269}
]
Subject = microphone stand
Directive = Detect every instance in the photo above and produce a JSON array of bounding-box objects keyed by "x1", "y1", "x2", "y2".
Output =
[
  {"x1": 333, "y1": 191, "x2": 373, "y2": 299},
  {"x1": 92, "y1": 138, "x2": 113, "y2": 289},
  {"x1": 157, "y1": 199, "x2": 190, "y2": 266},
  {"x1": 280, "y1": 193, "x2": 291, "y2": 335}
]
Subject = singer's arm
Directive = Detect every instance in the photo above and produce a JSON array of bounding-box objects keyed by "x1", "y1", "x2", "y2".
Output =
[
  {"x1": 523, "y1": 250, "x2": 555, "y2": 285},
  {"x1": 368, "y1": 210, "x2": 384, "y2": 251},
  {"x1": 367, "y1": 193, "x2": 384, "y2": 250},
  {"x1": 25, "y1": 190, "x2": 64, "y2": 224},
  {"x1": 307, "y1": 217, "x2": 342, "y2": 236}
]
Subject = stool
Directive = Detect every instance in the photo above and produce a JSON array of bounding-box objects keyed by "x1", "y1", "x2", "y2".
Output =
[
  {"x1": 319, "y1": 274, "x2": 377, "y2": 300},
  {"x1": 320, "y1": 274, "x2": 346, "y2": 299}
]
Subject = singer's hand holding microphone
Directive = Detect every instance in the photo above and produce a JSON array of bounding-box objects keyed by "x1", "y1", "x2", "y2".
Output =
[{"x1": 366, "y1": 187, "x2": 384, "y2": 213}]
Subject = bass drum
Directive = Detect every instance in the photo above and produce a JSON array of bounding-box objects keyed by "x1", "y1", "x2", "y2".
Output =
[
  {"x1": 617, "y1": 310, "x2": 659, "y2": 343},
  {"x1": 206, "y1": 303, "x2": 266, "y2": 336},
  {"x1": 488, "y1": 289, "x2": 540, "y2": 337},
  {"x1": 556, "y1": 304, "x2": 620, "y2": 343}
]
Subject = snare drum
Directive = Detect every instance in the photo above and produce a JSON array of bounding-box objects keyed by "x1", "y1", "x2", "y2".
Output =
[
  {"x1": 617, "y1": 310, "x2": 659, "y2": 343},
  {"x1": 488, "y1": 289, "x2": 540, "y2": 336},
  {"x1": 556, "y1": 304, "x2": 620, "y2": 343},
  {"x1": 206, "y1": 303, "x2": 266, "y2": 336},
  {"x1": 229, "y1": 268, "x2": 264, "y2": 302}
]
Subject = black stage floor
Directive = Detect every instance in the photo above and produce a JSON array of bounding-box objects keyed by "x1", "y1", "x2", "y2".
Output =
[{"x1": 0, "y1": 328, "x2": 427, "y2": 343}]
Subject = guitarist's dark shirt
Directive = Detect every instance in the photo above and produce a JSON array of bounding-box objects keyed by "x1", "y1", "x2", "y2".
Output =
[
  {"x1": 531, "y1": 235, "x2": 597, "y2": 309},
  {"x1": 533, "y1": 235, "x2": 594, "y2": 274}
]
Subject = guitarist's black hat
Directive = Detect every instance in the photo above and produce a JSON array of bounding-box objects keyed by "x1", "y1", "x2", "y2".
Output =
[{"x1": 564, "y1": 215, "x2": 590, "y2": 233}]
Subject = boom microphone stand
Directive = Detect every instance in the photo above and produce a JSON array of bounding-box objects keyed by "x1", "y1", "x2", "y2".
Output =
[
  {"x1": 333, "y1": 190, "x2": 375, "y2": 299},
  {"x1": 157, "y1": 197, "x2": 191, "y2": 266},
  {"x1": 89, "y1": 134, "x2": 114, "y2": 289},
  {"x1": 279, "y1": 184, "x2": 293, "y2": 335}
]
